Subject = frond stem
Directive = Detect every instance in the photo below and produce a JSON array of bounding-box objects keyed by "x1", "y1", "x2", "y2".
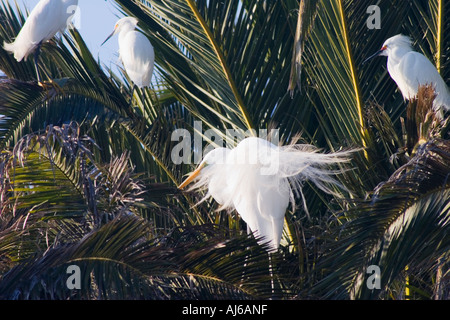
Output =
[
  {"x1": 185, "y1": 0, "x2": 254, "y2": 133},
  {"x1": 436, "y1": 0, "x2": 443, "y2": 73},
  {"x1": 337, "y1": 0, "x2": 368, "y2": 156}
]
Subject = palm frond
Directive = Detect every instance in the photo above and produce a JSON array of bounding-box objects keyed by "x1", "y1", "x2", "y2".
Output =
[
  {"x1": 0, "y1": 0, "x2": 449, "y2": 300},
  {"x1": 0, "y1": 122, "x2": 149, "y2": 226},
  {"x1": 311, "y1": 138, "x2": 450, "y2": 299},
  {"x1": 0, "y1": 216, "x2": 288, "y2": 299},
  {"x1": 288, "y1": 0, "x2": 319, "y2": 96}
]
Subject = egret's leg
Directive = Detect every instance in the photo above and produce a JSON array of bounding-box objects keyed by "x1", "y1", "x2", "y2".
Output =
[
  {"x1": 269, "y1": 253, "x2": 275, "y2": 297},
  {"x1": 33, "y1": 43, "x2": 64, "y2": 96},
  {"x1": 34, "y1": 42, "x2": 54, "y2": 83},
  {"x1": 34, "y1": 41, "x2": 43, "y2": 83},
  {"x1": 129, "y1": 85, "x2": 136, "y2": 106}
]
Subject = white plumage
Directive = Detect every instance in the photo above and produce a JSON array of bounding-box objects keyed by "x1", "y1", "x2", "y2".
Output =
[
  {"x1": 102, "y1": 17, "x2": 155, "y2": 88},
  {"x1": 3, "y1": 0, "x2": 78, "y2": 62},
  {"x1": 365, "y1": 34, "x2": 450, "y2": 113},
  {"x1": 178, "y1": 137, "x2": 352, "y2": 251}
]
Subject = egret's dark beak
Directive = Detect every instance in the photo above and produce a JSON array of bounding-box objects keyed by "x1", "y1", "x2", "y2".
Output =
[
  {"x1": 362, "y1": 46, "x2": 387, "y2": 65},
  {"x1": 101, "y1": 30, "x2": 115, "y2": 46}
]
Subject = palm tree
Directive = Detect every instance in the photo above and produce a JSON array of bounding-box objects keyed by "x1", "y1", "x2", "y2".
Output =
[{"x1": 0, "y1": 0, "x2": 448, "y2": 299}]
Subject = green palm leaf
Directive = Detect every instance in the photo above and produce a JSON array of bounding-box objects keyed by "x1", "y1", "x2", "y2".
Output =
[
  {"x1": 311, "y1": 138, "x2": 450, "y2": 299},
  {"x1": 0, "y1": 215, "x2": 286, "y2": 299},
  {"x1": 0, "y1": 0, "x2": 449, "y2": 300}
]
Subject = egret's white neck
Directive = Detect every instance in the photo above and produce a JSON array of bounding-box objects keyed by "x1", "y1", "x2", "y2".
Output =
[
  {"x1": 388, "y1": 46, "x2": 412, "y2": 66},
  {"x1": 118, "y1": 25, "x2": 136, "y2": 44}
]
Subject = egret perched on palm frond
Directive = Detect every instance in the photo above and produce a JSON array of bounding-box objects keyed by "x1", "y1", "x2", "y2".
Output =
[
  {"x1": 102, "y1": 17, "x2": 155, "y2": 89},
  {"x1": 3, "y1": 0, "x2": 79, "y2": 83},
  {"x1": 178, "y1": 137, "x2": 353, "y2": 251},
  {"x1": 363, "y1": 34, "x2": 450, "y2": 113}
]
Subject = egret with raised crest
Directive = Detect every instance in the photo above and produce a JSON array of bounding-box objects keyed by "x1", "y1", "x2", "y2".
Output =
[{"x1": 178, "y1": 137, "x2": 353, "y2": 251}]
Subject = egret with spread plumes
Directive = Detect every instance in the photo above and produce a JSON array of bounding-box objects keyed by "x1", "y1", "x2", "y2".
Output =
[
  {"x1": 178, "y1": 137, "x2": 353, "y2": 251},
  {"x1": 3, "y1": 0, "x2": 78, "y2": 82},
  {"x1": 102, "y1": 17, "x2": 155, "y2": 89},
  {"x1": 363, "y1": 34, "x2": 450, "y2": 113}
]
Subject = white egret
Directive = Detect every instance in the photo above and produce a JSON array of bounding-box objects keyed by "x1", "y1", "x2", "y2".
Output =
[
  {"x1": 178, "y1": 137, "x2": 352, "y2": 251},
  {"x1": 102, "y1": 17, "x2": 155, "y2": 89},
  {"x1": 363, "y1": 34, "x2": 450, "y2": 113},
  {"x1": 3, "y1": 0, "x2": 79, "y2": 82}
]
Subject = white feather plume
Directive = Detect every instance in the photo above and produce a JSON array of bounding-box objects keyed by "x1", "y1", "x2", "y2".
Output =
[{"x1": 183, "y1": 137, "x2": 355, "y2": 250}]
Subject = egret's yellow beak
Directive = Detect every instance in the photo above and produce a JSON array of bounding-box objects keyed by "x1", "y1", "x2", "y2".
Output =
[{"x1": 178, "y1": 163, "x2": 206, "y2": 189}]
